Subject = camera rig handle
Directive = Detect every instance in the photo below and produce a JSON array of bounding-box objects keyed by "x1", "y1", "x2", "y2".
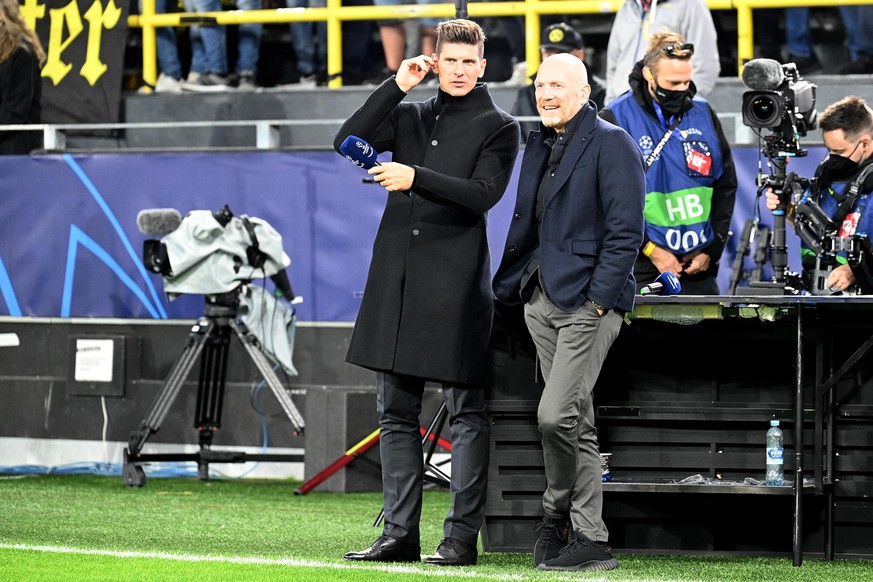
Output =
[
  {"x1": 794, "y1": 196, "x2": 836, "y2": 256},
  {"x1": 762, "y1": 158, "x2": 792, "y2": 284}
]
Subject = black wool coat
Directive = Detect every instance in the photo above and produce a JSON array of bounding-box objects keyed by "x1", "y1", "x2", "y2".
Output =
[
  {"x1": 0, "y1": 43, "x2": 42, "y2": 155},
  {"x1": 334, "y1": 80, "x2": 520, "y2": 384}
]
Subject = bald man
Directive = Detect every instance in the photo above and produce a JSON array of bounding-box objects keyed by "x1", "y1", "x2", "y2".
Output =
[{"x1": 493, "y1": 54, "x2": 646, "y2": 572}]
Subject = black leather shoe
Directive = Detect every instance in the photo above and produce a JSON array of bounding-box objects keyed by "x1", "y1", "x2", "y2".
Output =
[
  {"x1": 423, "y1": 537, "x2": 477, "y2": 566},
  {"x1": 343, "y1": 535, "x2": 420, "y2": 562}
]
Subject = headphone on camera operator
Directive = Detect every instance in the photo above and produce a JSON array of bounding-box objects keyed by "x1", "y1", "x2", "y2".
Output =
[{"x1": 765, "y1": 96, "x2": 873, "y2": 294}]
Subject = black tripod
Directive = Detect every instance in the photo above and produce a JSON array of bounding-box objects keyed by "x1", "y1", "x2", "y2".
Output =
[{"x1": 123, "y1": 293, "x2": 305, "y2": 487}]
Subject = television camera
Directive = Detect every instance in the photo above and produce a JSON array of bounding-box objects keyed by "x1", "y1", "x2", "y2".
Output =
[
  {"x1": 738, "y1": 58, "x2": 818, "y2": 293},
  {"x1": 123, "y1": 205, "x2": 304, "y2": 488},
  {"x1": 741, "y1": 60, "x2": 817, "y2": 159}
]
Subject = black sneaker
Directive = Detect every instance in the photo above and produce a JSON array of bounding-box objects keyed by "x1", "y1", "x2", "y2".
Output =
[
  {"x1": 538, "y1": 530, "x2": 619, "y2": 571},
  {"x1": 533, "y1": 515, "x2": 569, "y2": 566}
]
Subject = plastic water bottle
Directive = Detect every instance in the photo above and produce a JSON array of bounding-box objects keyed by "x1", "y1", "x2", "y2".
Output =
[{"x1": 766, "y1": 420, "x2": 784, "y2": 486}]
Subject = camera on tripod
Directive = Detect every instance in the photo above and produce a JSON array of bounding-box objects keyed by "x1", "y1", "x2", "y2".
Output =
[{"x1": 124, "y1": 205, "x2": 305, "y2": 487}]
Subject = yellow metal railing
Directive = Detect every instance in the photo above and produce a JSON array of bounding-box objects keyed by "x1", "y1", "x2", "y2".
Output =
[{"x1": 129, "y1": 0, "x2": 872, "y2": 90}]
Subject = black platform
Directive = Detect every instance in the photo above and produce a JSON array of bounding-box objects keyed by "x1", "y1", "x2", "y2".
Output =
[{"x1": 484, "y1": 296, "x2": 873, "y2": 562}]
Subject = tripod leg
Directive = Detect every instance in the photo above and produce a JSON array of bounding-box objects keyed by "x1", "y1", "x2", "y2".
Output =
[
  {"x1": 192, "y1": 324, "x2": 232, "y2": 481},
  {"x1": 128, "y1": 319, "x2": 215, "y2": 455},
  {"x1": 422, "y1": 401, "x2": 450, "y2": 485},
  {"x1": 229, "y1": 318, "x2": 305, "y2": 434},
  {"x1": 123, "y1": 318, "x2": 215, "y2": 487},
  {"x1": 194, "y1": 324, "x2": 231, "y2": 431},
  {"x1": 198, "y1": 429, "x2": 215, "y2": 480}
]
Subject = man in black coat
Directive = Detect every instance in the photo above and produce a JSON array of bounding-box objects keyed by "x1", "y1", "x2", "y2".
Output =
[
  {"x1": 493, "y1": 54, "x2": 645, "y2": 571},
  {"x1": 334, "y1": 19, "x2": 520, "y2": 567}
]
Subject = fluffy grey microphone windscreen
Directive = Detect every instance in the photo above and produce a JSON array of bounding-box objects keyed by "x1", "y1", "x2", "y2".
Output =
[{"x1": 136, "y1": 208, "x2": 182, "y2": 235}]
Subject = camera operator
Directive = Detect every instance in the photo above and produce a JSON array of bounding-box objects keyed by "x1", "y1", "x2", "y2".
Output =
[
  {"x1": 600, "y1": 31, "x2": 737, "y2": 294},
  {"x1": 765, "y1": 96, "x2": 873, "y2": 293}
]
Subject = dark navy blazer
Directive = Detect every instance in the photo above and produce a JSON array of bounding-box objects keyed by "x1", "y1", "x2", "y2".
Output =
[{"x1": 493, "y1": 103, "x2": 646, "y2": 314}]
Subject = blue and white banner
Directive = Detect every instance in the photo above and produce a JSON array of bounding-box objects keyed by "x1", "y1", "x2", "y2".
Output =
[{"x1": 0, "y1": 148, "x2": 826, "y2": 320}]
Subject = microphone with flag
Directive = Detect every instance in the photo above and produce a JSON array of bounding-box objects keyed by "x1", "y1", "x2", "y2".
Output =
[
  {"x1": 339, "y1": 135, "x2": 381, "y2": 169},
  {"x1": 639, "y1": 271, "x2": 682, "y2": 296}
]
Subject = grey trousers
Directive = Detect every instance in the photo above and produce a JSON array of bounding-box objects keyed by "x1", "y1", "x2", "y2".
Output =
[
  {"x1": 376, "y1": 371, "x2": 490, "y2": 547},
  {"x1": 523, "y1": 287, "x2": 623, "y2": 542}
]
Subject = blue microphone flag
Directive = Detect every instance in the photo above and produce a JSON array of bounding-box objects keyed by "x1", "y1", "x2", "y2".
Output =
[
  {"x1": 339, "y1": 135, "x2": 380, "y2": 169},
  {"x1": 657, "y1": 271, "x2": 682, "y2": 295},
  {"x1": 639, "y1": 271, "x2": 682, "y2": 296}
]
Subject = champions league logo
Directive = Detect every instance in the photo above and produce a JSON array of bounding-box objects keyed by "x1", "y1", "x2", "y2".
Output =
[
  {"x1": 638, "y1": 135, "x2": 654, "y2": 156},
  {"x1": 344, "y1": 140, "x2": 376, "y2": 168}
]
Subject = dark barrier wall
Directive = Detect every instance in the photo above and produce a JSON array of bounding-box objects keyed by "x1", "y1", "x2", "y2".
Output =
[{"x1": 0, "y1": 148, "x2": 825, "y2": 320}]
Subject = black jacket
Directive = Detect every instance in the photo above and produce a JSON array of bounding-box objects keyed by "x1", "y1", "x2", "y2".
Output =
[
  {"x1": 334, "y1": 79, "x2": 520, "y2": 384},
  {"x1": 0, "y1": 43, "x2": 42, "y2": 155}
]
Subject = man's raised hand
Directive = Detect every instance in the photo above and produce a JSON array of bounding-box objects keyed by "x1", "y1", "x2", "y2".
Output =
[{"x1": 395, "y1": 55, "x2": 435, "y2": 93}]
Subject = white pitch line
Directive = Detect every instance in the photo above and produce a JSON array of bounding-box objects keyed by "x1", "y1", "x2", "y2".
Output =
[
  {"x1": 0, "y1": 544, "x2": 527, "y2": 581},
  {"x1": 0, "y1": 543, "x2": 694, "y2": 582}
]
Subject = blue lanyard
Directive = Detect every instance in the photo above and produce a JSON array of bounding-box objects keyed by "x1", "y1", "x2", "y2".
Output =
[{"x1": 652, "y1": 100, "x2": 676, "y2": 129}]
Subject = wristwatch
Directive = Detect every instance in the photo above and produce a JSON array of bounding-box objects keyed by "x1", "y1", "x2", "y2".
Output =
[{"x1": 588, "y1": 299, "x2": 608, "y2": 316}]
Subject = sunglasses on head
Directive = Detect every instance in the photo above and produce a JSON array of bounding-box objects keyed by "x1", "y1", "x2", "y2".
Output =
[{"x1": 662, "y1": 43, "x2": 694, "y2": 57}]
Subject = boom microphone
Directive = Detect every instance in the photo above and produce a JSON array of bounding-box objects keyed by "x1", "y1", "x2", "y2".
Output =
[
  {"x1": 136, "y1": 208, "x2": 182, "y2": 235},
  {"x1": 639, "y1": 271, "x2": 682, "y2": 296},
  {"x1": 741, "y1": 58, "x2": 786, "y2": 91},
  {"x1": 339, "y1": 135, "x2": 381, "y2": 169}
]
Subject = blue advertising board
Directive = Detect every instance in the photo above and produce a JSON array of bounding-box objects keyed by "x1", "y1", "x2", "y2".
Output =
[{"x1": 0, "y1": 148, "x2": 825, "y2": 320}]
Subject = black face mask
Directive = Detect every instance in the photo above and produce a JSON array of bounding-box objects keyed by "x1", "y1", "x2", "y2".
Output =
[
  {"x1": 824, "y1": 141, "x2": 863, "y2": 182},
  {"x1": 652, "y1": 83, "x2": 691, "y2": 116}
]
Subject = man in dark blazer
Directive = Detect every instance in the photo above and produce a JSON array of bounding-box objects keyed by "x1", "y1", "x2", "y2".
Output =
[
  {"x1": 493, "y1": 54, "x2": 645, "y2": 572},
  {"x1": 334, "y1": 19, "x2": 520, "y2": 567}
]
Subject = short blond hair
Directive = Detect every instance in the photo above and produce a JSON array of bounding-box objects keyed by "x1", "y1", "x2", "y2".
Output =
[{"x1": 643, "y1": 30, "x2": 692, "y2": 75}]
